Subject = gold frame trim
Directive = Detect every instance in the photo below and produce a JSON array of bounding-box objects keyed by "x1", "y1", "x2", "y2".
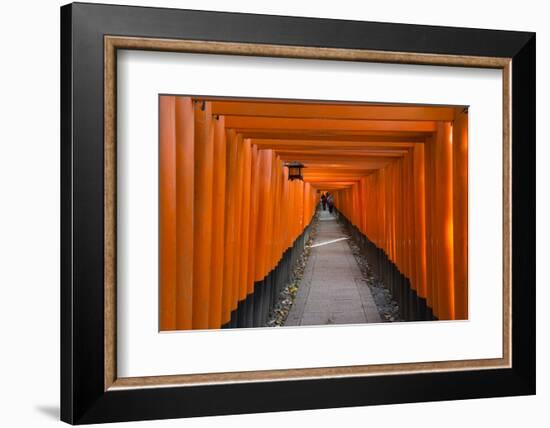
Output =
[{"x1": 104, "y1": 36, "x2": 512, "y2": 391}]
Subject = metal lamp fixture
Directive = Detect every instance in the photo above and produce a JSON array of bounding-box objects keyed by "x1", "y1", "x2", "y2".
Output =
[{"x1": 285, "y1": 161, "x2": 305, "y2": 181}]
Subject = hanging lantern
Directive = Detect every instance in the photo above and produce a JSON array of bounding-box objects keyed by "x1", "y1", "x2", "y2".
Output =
[{"x1": 285, "y1": 161, "x2": 305, "y2": 181}]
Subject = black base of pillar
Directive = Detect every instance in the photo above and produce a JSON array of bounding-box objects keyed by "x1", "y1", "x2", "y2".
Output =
[
  {"x1": 228, "y1": 309, "x2": 238, "y2": 328},
  {"x1": 336, "y1": 211, "x2": 439, "y2": 322},
  {"x1": 220, "y1": 219, "x2": 314, "y2": 329},
  {"x1": 426, "y1": 306, "x2": 435, "y2": 321},
  {"x1": 253, "y1": 280, "x2": 263, "y2": 327},
  {"x1": 245, "y1": 293, "x2": 254, "y2": 328},
  {"x1": 236, "y1": 298, "x2": 247, "y2": 328},
  {"x1": 417, "y1": 296, "x2": 428, "y2": 321}
]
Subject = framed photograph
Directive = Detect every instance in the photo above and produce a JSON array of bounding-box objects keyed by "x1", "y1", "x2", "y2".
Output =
[{"x1": 60, "y1": 2, "x2": 535, "y2": 424}]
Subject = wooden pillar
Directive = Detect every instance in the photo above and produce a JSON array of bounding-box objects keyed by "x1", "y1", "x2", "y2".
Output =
[
  {"x1": 288, "y1": 178, "x2": 296, "y2": 246},
  {"x1": 238, "y1": 139, "x2": 252, "y2": 303},
  {"x1": 247, "y1": 145, "x2": 261, "y2": 293},
  {"x1": 282, "y1": 167, "x2": 290, "y2": 250},
  {"x1": 270, "y1": 157, "x2": 282, "y2": 265},
  {"x1": 396, "y1": 158, "x2": 404, "y2": 274},
  {"x1": 425, "y1": 136, "x2": 436, "y2": 316},
  {"x1": 159, "y1": 96, "x2": 177, "y2": 330},
  {"x1": 254, "y1": 150, "x2": 272, "y2": 282},
  {"x1": 453, "y1": 109, "x2": 468, "y2": 319},
  {"x1": 222, "y1": 130, "x2": 238, "y2": 324},
  {"x1": 209, "y1": 115, "x2": 227, "y2": 329},
  {"x1": 192, "y1": 100, "x2": 214, "y2": 329},
  {"x1": 264, "y1": 151, "x2": 276, "y2": 272},
  {"x1": 378, "y1": 170, "x2": 386, "y2": 252},
  {"x1": 231, "y1": 134, "x2": 245, "y2": 312},
  {"x1": 174, "y1": 97, "x2": 195, "y2": 330},
  {"x1": 434, "y1": 122, "x2": 455, "y2": 320},
  {"x1": 405, "y1": 151, "x2": 415, "y2": 288},
  {"x1": 297, "y1": 179, "x2": 304, "y2": 233},
  {"x1": 390, "y1": 164, "x2": 396, "y2": 263},
  {"x1": 413, "y1": 143, "x2": 427, "y2": 300}
]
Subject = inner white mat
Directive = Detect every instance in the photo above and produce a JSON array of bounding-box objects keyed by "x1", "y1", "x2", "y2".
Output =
[{"x1": 117, "y1": 50, "x2": 503, "y2": 378}]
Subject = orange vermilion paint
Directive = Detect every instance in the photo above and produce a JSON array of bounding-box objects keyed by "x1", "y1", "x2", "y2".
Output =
[
  {"x1": 175, "y1": 97, "x2": 194, "y2": 330},
  {"x1": 209, "y1": 116, "x2": 227, "y2": 329},
  {"x1": 159, "y1": 97, "x2": 468, "y2": 329},
  {"x1": 192, "y1": 101, "x2": 214, "y2": 329},
  {"x1": 159, "y1": 96, "x2": 177, "y2": 331},
  {"x1": 221, "y1": 130, "x2": 238, "y2": 325},
  {"x1": 453, "y1": 109, "x2": 469, "y2": 320}
]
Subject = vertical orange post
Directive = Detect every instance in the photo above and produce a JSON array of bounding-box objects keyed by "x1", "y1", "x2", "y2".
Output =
[
  {"x1": 175, "y1": 97, "x2": 194, "y2": 330},
  {"x1": 287, "y1": 178, "x2": 295, "y2": 249},
  {"x1": 253, "y1": 150, "x2": 267, "y2": 282},
  {"x1": 159, "y1": 96, "x2": 176, "y2": 331},
  {"x1": 453, "y1": 109, "x2": 468, "y2": 319},
  {"x1": 304, "y1": 182, "x2": 311, "y2": 230},
  {"x1": 231, "y1": 134, "x2": 245, "y2": 312},
  {"x1": 396, "y1": 159, "x2": 403, "y2": 275},
  {"x1": 424, "y1": 136, "x2": 436, "y2": 316},
  {"x1": 192, "y1": 101, "x2": 214, "y2": 329},
  {"x1": 434, "y1": 122, "x2": 455, "y2": 320},
  {"x1": 407, "y1": 152, "x2": 415, "y2": 289},
  {"x1": 247, "y1": 145, "x2": 261, "y2": 293},
  {"x1": 271, "y1": 159, "x2": 283, "y2": 261},
  {"x1": 390, "y1": 164, "x2": 396, "y2": 263},
  {"x1": 239, "y1": 139, "x2": 252, "y2": 303},
  {"x1": 266, "y1": 153, "x2": 277, "y2": 271},
  {"x1": 262, "y1": 150, "x2": 273, "y2": 276},
  {"x1": 413, "y1": 143, "x2": 427, "y2": 300},
  {"x1": 266, "y1": 153, "x2": 274, "y2": 273},
  {"x1": 222, "y1": 131, "x2": 238, "y2": 325},
  {"x1": 281, "y1": 167, "x2": 290, "y2": 250},
  {"x1": 404, "y1": 152, "x2": 414, "y2": 288},
  {"x1": 209, "y1": 115, "x2": 227, "y2": 329}
]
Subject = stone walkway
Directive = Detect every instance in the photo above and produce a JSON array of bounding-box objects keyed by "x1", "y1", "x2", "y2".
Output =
[{"x1": 285, "y1": 208, "x2": 381, "y2": 326}]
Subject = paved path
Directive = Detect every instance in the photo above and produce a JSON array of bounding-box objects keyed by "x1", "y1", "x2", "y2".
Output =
[{"x1": 286, "y1": 208, "x2": 381, "y2": 326}]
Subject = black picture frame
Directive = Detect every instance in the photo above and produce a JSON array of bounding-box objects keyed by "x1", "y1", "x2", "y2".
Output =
[{"x1": 61, "y1": 2, "x2": 535, "y2": 424}]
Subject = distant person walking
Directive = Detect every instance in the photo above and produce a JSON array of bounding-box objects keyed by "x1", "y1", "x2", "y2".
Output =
[
  {"x1": 321, "y1": 192, "x2": 327, "y2": 211},
  {"x1": 327, "y1": 193, "x2": 334, "y2": 214}
]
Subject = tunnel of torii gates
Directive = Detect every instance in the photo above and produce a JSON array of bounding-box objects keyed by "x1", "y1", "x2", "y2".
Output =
[{"x1": 159, "y1": 95, "x2": 468, "y2": 331}]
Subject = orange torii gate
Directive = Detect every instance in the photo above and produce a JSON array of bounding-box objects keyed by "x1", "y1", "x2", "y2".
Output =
[
  {"x1": 160, "y1": 96, "x2": 317, "y2": 330},
  {"x1": 332, "y1": 114, "x2": 468, "y2": 320},
  {"x1": 159, "y1": 96, "x2": 468, "y2": 330}
]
